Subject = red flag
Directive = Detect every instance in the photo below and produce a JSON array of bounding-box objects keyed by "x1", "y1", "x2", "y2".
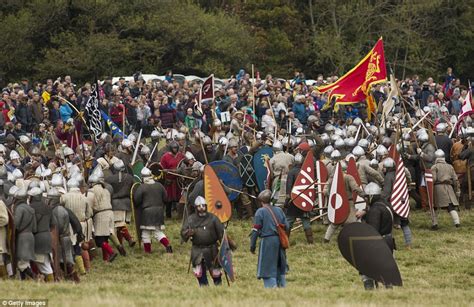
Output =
[
  {"x1": 328, "y1": 162, "x2": 350, "y2": 225},
  {"x1": 318, "y1": 38, "x2": 387, "y2": 120},
  {"x1": 316, "y1": 161, "x2": 328, "y2": 208},
  {"x1": 200, "y1": 74, "x2": 214, "y2": 101},
  {"x1": 291, "y1": 151, "x2": 316, "y2": 212},
  {"x1": 390, "y1": 148, "x2": 410, "y2": 218},
  {"x1": 346, "y1": 157, "x2": 366, "y2": 211}
]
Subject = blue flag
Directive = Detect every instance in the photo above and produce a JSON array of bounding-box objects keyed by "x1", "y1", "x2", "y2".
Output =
[
  {"x1": 101, "y1": 110, "x2": 126, "y2": 138},
  {"x1": 218, "y1": 231, "x2": 235, "y2": 282}
]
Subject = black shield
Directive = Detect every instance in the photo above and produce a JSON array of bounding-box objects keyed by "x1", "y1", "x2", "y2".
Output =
[{"x1": 337, "y1": 223, "x2": 402, "y2": 286}]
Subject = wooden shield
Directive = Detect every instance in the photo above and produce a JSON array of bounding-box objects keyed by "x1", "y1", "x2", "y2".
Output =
[
  {"x1": 327, "y1": 162, "x2": 350, "y2": 225},
  {"x1": 347, "y1": 157, "x2": 367, "y2": 211},
  {"x1": 50, "y1": 225, "x2": 63, "y2": 280},
  {"x1": 338, "y1": 222, "x2": 402, "y2": 286},
  {"x1": 253, "y1": 147, "x2": 273, "y2": 192},
  {"x1": 290, "y1": 151, "x2": 316, "y2": 211},
  {"x1": 7, "y1": 207, "x2": 16, "y2": 274},
  {"x1": 316, "y1": 161, "x2": 328, "y2": 208},
  {"x1": 130, "y1": 182, "x2": 142, "y2": 248},
  {"x1": 239, "y1": 154, "x2": 256, "y2": 188},
  {"x1": 209, "y1": 160, "x2": 243, "y2": 201},
  {"x1": 204, "y1": 165, "x2": 232, "y2": 223}
]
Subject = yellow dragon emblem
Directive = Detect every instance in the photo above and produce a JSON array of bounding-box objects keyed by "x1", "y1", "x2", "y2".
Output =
[{"x1": 352, "y1": 51, "x2": 381, "y2": 97}]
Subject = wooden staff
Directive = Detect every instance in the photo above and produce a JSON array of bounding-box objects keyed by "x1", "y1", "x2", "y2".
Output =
[
  {"x1": 251, "y1": 64, "x2": 256, "y2": 138},
  {"x1": 145, "y1": 142, "x2": 158, "y2": 168},
  {"x1": 198, "y1": 133, "x2": 209, "y2": 164},
  {"x1": 286, "y1": 119, "x2": 292, "y2": 153},
  {"x1": 16, "y1": 141, "x2": 33, "y2": 159},
  {"x1": 291, "y1": 212, "x2": 328, "y2": 232},
  {"x1": 131, "y1": 128, "x2": 143, "y2": 165},
  {"x1": 122, "y1": 102, "x2": 126, "y2": 135}
]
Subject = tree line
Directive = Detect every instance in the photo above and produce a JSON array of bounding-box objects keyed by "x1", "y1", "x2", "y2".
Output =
[{"x1": 0, "y1": 0, "x2": 472, "y2": 85}]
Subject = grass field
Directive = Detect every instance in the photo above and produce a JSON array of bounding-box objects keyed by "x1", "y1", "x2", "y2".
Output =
[{"x1": 2, "y1": 209, "x2": 473, "y2": 307}]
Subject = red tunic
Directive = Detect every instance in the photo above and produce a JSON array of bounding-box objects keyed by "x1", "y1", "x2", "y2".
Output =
[{"x1": 160, "y1": 151, "x2": 185, "y2": 201}]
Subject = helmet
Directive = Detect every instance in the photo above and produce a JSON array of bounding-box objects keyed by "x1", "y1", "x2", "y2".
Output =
[
  {"x1": 376, "y1": 145, "x2": 388, "y2": 156},
  {"x1": 296, "y1": 127, "x2": 304, "y2": 135},
  {"x1": 402, "y1": 133, "x2": 411, "y2": 141},
  {"x1": 418, "y1": 133, "x2": 429, "y2": 142},
  {"x1": 228, "y1": 139, "x2": 238, "y2": 148},
  {"x1": 203, "y1": 136, "x2": 212, "y2": 145},
  {"x1": 0, "y1": 144, "x2": 6, "y2": 155},
  {"x1": 51, "y1": 174, "x2": 64, "y2": 187},
  {"x1": 364, "y1": 182, "x2": 382, "y2": 196},
  {"x1": 352, "y1": 146, "x2": 365, "y2": 157},
  {"x1": 67, "y1": 178, "x2": 80, "y2": 188},
  {"x1": 330, "y1": 134, "x2": 340, "y2": 143},
  {"x1": 192, "y1": 161, "x2": 203, "y2": 171},
  {"x1": 320, "y1": 133, "x2": 330, "y2": 145},
  {"x1": 12, "y1": 169, "x2": 23, "y2": 180},
  {"x1": 47, "y1": 187, "x2": 60, "y2": 198},
  {"x1": 19, "y1": 135, "x2": 31, "y2": 144},
  {"x1": 218, "y1": 137, "x2": 228, "y2": 146},
  {"x1": 168, "y1": 141, "x2": 179, "y2": 150},
  {"x1": 31, "y1": 147, "x2": 41, "y2": 156},
  {"x1": 113, "y1": 159, "x2": 125, "y2": 171},
  {"x1": 353, "y1": 117, "x2": 363, "y2": 126},
  {"x1": 128, "y1": 134, "x2": 137, "y2": 143},
  {"x1": 140, "y1": 145, "x2": 151, "y2": 155},
  {"x1": 307, "y1": 139, "x2": 315, "y2": 147},
  {"x1": 14, "y1": 187, "x2": 28, "y2": 200},
  {"x1": 294, "y1": 153, "x2": 303, "y2": 164},
  {"x1": 334, "y1": 138, "x2": 345, "y2": 149},
  {"x1": 194, "y1": 196, "x2": 207, "y2": 207},
  {"x1": 370, "y1": 159, "x2": 379, "y2": 168},
  {"x1": 257, "y1": 189, "x2": 272, "y2": 203},
  {"x1": 151, "y1": 130, "x2": 160, "y2": 140},
  {"x1": 185, "y1": 151, "x2": 195, "y2": 161},
  {"x1": 346, "y1": 125, "x2": 357, "y2": 137},
  {"x1": 325, "y1": 124, "x2": 335, "y2": 133},
  {"x1": 10, "y1": 150, "x2": 20, "y2": 160},
  {"x1": 308, "y1": 115, "x2": 318, "y2": 123},
  {"x1": 436, "y1": 123, "x2": 447, "y2": 133},
  {"x1": 330, "y1": 150, "x2": 341, "y2": 160},
  {"x1": 358, "y1": 139, "x2": 369, "y2": 149},
  {"x1": 345, "y1": 137, "x2": 356, "y2": 148},
  {"x1": 272, "y1": 141, "x2": 283, "y2": 152},
  {"x1": 435, "y1": 149, "x2": 445, "y2": 158},
  {"x1": 213, "y1": 119, "x2": 222, "y2": 127},
  {"x1": 323, "y1": 145, "x2": 334, "y2": 156},
  {"x1": 382, "y1": 137, "x2": 392, "y2": 147},
  {"x1": 141, "y1": 167, "x2": 152, "y2": 177},
  {"x1": 122, "y1": 139, "x2": 133, "y2": 148},
  {"x1": 176, "y1": 132, "x2": 186, "y2": 141},
  {"x1": 63, "y1": 147, "x2": 74, "y2": 156},
  {"x1": 383, "y1": 157, "x2": 395, "y2": 169},
  {"x1": 378, "y1": 128, "x2": 386, "y2": 136},
  {"x1": 28, "y1": 187, "x2": 42, "y2": 197}
]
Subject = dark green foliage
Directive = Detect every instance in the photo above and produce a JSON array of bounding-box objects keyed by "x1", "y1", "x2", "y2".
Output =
[{"x1": 0, "y1": 0, "x2": 472, "y2": 84}]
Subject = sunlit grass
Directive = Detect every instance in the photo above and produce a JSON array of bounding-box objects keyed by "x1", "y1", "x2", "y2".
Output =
[{"x1": 2, "y1": 209, "x2": 473, "y2": 306}]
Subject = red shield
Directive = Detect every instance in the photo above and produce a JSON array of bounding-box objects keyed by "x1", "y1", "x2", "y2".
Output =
[
  {"x1": 315, "y1": 161, "x2": 328, "y2": 208},
  {"x1": 425, "y1": 169, "x2": 435, "y2": 223},
  {"x1": 328, "y1": 162, "x2": 350, "y2": 225},
  {"x1": 347, "y1": 157, "x2": 366, "y2": 211},
  {"x1": 291, "y1": 151, "x2": 315, "y2": 211}
]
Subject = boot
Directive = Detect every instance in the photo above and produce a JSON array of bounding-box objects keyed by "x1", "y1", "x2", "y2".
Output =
[
  {"x1": 20, "y1": 267, "x2": 34, "y2": 280},
  {"x1": 110, "y1": 233, "x2": 122, "y2": 249},
  {"x1": 121, "y1": 227, "x2": 136, "y2": 247},
  {"x1": 0, "y1": 265, "x2": 8, "y2": 279},
  {"x1": 363, "y1": 279, "x2": 375, "y2": 290},
  {"x1": 166, "y1": 245, "x2": 173, "y2": 254},
  {"x1": 101, "y1": 242, "x2": 117, "y2": 262},
  {"x1": 144, "y1": 243, "x2": 152, "y2": 254},
  {"x1": 45, "y1": 274, "x2": 55, "y2": 282},
  {"x1": 118, "y1": 245, "x2": 127, "y2": 257},
  {"x1": 116, "y1": 228, "x2": 124, "y2": 245},
  {"x1": 88, "y1": 240, "x2": 99, "y2": 260},
  {"x1": 66, "y1": 264, "x2": 80, "y2": 283},
  {"x1": 74, "y1": 255, "x2": 86, "y2": 275},
  {"x1": 81, "y1": 250, "x2": 91, "y2": 272},
  {"x1": 304, "y1": 228, "x2": 314, "y2": 244}
]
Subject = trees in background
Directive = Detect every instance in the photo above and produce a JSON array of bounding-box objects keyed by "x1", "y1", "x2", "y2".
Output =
[{"x1": 0, "y1": 0, "x2": 472, "y2": 84}]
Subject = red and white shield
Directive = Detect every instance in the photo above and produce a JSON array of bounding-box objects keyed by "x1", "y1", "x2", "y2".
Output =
[
  {"x1": 347, "y1": 157, "x2": 366, "y2": 211},
  {"x1": 328, "y1": 162, "x2": 350, "y2": 225},
  {"x1": 291, "y1": 151, "x2": 315, "y2": 211},
  {"x1": 315, "y1": 161, "x2": 328, "y2": 208}
]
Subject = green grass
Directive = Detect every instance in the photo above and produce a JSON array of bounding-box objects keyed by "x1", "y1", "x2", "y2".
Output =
[{"x1": 2, "y1": 209, "x2": 474, "y2": 307}]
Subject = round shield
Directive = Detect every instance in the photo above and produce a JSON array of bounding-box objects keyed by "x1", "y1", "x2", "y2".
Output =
[
  {"x1": 131, "y1": 160, "x2": 144, "y2": 183},
  {"x1": 209, "y1": 160, "x2": 243, "y2": 201}
]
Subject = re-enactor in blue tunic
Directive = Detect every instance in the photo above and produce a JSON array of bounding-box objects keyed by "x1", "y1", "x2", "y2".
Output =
[{"x1": 250, "y1": 189, "x2": 289, "y2": 288}]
